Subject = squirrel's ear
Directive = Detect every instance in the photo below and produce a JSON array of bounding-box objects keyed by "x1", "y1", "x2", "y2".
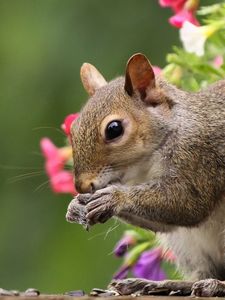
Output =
[
  {"x1": 80, "y1": 63, "x2": 107, "y2": 96},
  {"x1": 125, "y1": 53, "x2": 155, "y2": 100}
]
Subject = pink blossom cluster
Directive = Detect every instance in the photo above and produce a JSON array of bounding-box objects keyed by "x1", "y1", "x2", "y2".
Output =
[
  {"x1": 159, "y1": 0, "x2": 199, "y2": 28},
  {"x1": 40, "y1": 114, "x2": 79, "y2": 195}
]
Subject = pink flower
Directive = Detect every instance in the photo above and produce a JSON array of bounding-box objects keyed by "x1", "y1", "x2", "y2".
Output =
[
  {"x1": 152, "y1": 66, "x2": 162, "y2": 75},
  {"x1": 50, "y1": 170, "x2": 75, "y2": 194},
  {"x1": 169, "y1": 9, "x2": 199, "y2": 28},
  {"x1": 41, "y1": 138, "x2": 65, "y2": 176},
  {"x1": 61, "y1": 113, "x2": 79, "y2": 136},
  {"x1": 40, "y1": 138, "x2": 76, "y2": 195},
  {"x1": 159, "y1": 0, "x2": 186, "y2": 12},
  {"x1": 159, "y1": 0, "x2": 199, "y2": 28},
  {"x1": 213, "y1": 56, "x2": 224, "y2": 68}
]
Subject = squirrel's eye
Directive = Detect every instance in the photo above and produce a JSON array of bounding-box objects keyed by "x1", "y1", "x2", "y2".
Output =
[{"x1": 105, "y1": 120, "x2": 124, "y2": 141}]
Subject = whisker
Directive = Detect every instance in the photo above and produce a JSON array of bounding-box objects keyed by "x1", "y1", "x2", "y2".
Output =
[
  {"x1": 9, "y1": 171, "x2": 44, "y2": 178},
  {"x1": 0, "y1": 164, "x2": 43, "y2": 170},
  {"x1": 32, "y1": 126, "x2": 66, "y2": 137},
  {"x1": 104, "y1": 223, "x2": 120, "y2": 240},
  {"x1": 34, "y1": 180, "x2": 50, "y2": 192},
  {"x1": 7, "y1": 171, "x2": 45, "y2": 183},
  {"x1": 87, "y1": 222, "x2": 120, "y2": 241},
  {"x1": 88, "y1": 231, "x2": 109, "y2": 240},
  {"x1": 31, "y1": 151, "x2": 44, "y2": 157}
]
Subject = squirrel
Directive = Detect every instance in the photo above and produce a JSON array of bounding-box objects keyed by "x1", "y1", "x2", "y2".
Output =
[{"x1": 66, "y1": 53, "x2": 225, "y2": 297}]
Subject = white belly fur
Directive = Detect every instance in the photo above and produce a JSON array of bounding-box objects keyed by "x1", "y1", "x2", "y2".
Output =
[{"x1": 158, "y1": 196, "x2": 225, "y2": 280}]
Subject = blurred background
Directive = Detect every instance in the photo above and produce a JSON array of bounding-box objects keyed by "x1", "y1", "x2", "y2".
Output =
[{"x1": 0, "y1": 0, "x2": 205, "y2": 293}]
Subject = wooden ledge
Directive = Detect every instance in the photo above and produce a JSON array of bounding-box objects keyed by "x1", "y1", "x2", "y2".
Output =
[{"x1": 0, "y1": 296, "x2": 224, "y2": 300}]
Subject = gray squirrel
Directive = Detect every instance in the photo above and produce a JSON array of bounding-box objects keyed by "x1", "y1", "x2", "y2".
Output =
[{"x1": 66, "y1": 53, "x2": 225, "y2": 297}]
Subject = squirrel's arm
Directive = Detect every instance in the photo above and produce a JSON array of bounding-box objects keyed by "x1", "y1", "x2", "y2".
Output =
[
  {"x1": 84, "y1": 149, "x2": 223, "y2": 231},
  {"x1": 116, "y1": 176, "x2": 213, "y2": 228}
]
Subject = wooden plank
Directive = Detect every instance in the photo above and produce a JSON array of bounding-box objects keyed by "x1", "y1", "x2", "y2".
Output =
[{"x1": 0, "y1": 296, "x2": 225, "y2": 300}]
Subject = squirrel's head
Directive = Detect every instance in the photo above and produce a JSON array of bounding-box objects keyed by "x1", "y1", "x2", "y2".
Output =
[{"x1": 71, "y1": 54, "x2": 173, "y2": 193}]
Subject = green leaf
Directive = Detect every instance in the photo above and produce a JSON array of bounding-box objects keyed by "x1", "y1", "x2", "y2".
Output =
[{"x1": 124, "y1": 241, "x2": 152, "y2": 266}]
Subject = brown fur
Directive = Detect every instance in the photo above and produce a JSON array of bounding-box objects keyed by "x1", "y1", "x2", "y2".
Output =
[{"x1": 68, "y1": 54, "x2": 225, "y2": 283}]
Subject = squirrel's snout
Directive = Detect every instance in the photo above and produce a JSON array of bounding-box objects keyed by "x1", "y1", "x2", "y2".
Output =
[
  {"x1": 75, "y1": 170, "x2": 117, "y2": 194},
  {"x1": 75, "y1": 177, "x2": 95, "y2": 194}
]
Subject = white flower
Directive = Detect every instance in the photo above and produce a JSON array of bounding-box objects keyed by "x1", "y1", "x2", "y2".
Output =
[{"x1": 179, "y1": 21, "x2": 207, "y2": 56}]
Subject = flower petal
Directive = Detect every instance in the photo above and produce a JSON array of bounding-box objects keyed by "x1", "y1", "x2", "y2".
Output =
[
  {"x1": 132, "y1": 248, "x2": 166, "y2": 281},
  {"x1": 169, "y1": 9, "x2": 199, "y2": 28},
  {"x1": 180, "y1": 21, "x2": 206, "y2": 56},
  {"x1": 40, "y1": 138, "x2": 76, "y2": 194},
  {"x1": 113, "y1": 265, "x2": 130, "y2": 280},
  {"x1": 40, "y1": 138, "x2": 65, "y2": 176},
  {"x1": 152, "y1": 66, "x2": 162, "y2": 75},
  {"x1": 50, "y1": 170, "x2": 76, "y2": 195},
  {"x1": 213, "y1": 55, "x2": 223, "y2": 68},
  {"x1": 159, "y1": 0, "x2": 186, "y2": 12},
  {"x1": 114, "y1": 234, "x2": 136, "y2": 257},
  {"x1": 61, "y1": 113, "x2": 79, "y2": 136},
  {"x1": 40, "y1": 138, "x2": 59, "y2": 159}
]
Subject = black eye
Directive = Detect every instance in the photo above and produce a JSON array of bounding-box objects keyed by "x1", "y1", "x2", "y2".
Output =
[{"x1": 105, "y1": 120, "x2": 124, "y2": 141}]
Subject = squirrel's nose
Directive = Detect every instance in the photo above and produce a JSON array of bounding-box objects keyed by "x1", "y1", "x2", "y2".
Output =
[{"x1": 75, "y1": 178, "x2": 95, "y2": 194}]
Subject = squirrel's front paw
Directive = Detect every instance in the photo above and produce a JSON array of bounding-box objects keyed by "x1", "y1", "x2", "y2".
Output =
[
  {"x1": 86, "y1": 186, "x2": 119, "y2": 225},
  {"x1": 191, "y1": 279, "x2": 225, "y2": 297},
  {"x1": 66, "y1": 196, "x2": 89, "y2": 228}
]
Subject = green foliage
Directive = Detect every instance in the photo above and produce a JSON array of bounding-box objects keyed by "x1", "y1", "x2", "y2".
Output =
[
  {"x1": 165, "y1": 46, "x2": 225, "y2": 90},
  {"x1": 164, "y1": 2, "x2": 225, "y2": 91}
]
